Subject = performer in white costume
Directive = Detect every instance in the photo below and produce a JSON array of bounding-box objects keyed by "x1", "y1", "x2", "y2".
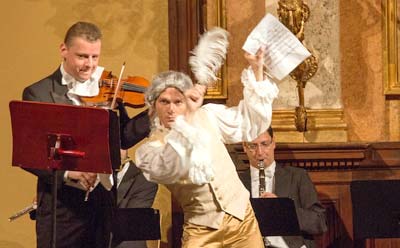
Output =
[{"x1": 135, "y1": 28, "x2": 280, "y2": 247}]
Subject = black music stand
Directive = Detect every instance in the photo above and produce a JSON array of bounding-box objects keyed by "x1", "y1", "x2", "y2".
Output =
[
  {"x1": 9, "y1": 100, "x2": 121, "y2": 248},
  {"x1": 251, "y1": 197, "x2": 301, "y2": 236},
  {"x1": 112, "y1": 208, "x2": 161, "y2": 242},
  {"x1": 351, "y1": 180, "x2": 400, "y2": 241}
]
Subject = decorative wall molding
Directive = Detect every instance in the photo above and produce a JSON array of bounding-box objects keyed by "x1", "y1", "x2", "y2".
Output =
[
  {"x1": 271, "y1": 108, "x2": 348, "y2": 142},
  {"x1": 383, "y1": 0, "x2": 400, "y2": 95},
  {"x1": 228, "y1": 142, "x2": 400, "y2": 171},
  {"x1": 272, "y1": 108, "x2": 347, "y2": 131}
]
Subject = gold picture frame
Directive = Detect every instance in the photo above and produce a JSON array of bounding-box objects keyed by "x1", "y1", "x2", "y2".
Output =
[
  {"x1": 203, "y1": 0, "x2": 228, "y2": 99},
  {"x1": 384, "y1": 0, "x2": 400, "y2": 95}
]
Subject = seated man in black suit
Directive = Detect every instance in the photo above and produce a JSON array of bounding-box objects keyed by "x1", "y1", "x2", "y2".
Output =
[
  {"x1": 112, "y1": 103, "x2": 158, "y2": 248},
  {"x1": 112, "y1": 149, "x2": 158, "y2": 248},
  {"x1": 239, "y1": 126, "x2": 327, "y2": 248}
]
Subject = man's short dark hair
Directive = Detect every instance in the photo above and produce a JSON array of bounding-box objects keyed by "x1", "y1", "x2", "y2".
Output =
[{"x1": 64, "y1": 21, "x2": 102, "y2": 46}]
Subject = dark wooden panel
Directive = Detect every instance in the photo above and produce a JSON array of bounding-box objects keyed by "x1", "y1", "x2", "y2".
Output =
[{"x1": 168, "y1": 0, "x2": 204, "y2": 75}]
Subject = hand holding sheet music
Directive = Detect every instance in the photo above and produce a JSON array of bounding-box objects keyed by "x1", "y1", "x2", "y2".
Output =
[{"x1": 242, "y1": 13, "x2": 311, "y2": 80}]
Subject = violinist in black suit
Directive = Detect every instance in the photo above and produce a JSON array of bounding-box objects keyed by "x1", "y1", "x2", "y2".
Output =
[{"x1": 22, "y1": 21, "x2": 154, "y2": 248}]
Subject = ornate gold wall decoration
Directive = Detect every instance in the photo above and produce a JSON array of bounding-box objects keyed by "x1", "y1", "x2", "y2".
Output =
[
  {"x1": 383, "y1": 0, "x2": 400, "y2": 141},
  {"x1": 277, "y1": 0, "x2": 318, "y2": 132},
  {"x1": 203, "y1": 0, "x2": 228, "y2": 99},
  {"x1": 271, "y1": 109, "x2": 347, "y2": 142},
  {"x1": 383, "y1": 0, "x2": 400, "y2": 95}
]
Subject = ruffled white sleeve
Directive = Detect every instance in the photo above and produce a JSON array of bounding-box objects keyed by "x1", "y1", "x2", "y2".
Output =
[
  {"x1": 202, "y1": 67, "x2": 279, "y2": 143},
  {"x1": 135, "y1": 116, "x2": 214, "y2": 185}
]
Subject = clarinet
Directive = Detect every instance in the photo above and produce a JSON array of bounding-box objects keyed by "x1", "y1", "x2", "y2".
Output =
[
  {"x1": 258, "y1": 160, "x2": 266, "y2": 195},
  {"x1": 258, "y1": 160, "x2": 272, "y2": 247}
]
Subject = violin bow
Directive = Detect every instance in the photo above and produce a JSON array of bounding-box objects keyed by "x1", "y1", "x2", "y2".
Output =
[{"x1": 110, "y1": 62, "x2": 126, "y2": 109}]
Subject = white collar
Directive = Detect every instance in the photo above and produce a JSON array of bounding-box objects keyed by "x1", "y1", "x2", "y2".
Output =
[
  {"x1": 152, "y1": 117, "x2": 170, "y2": 133},
  {"x1": 60, "y1": 63, "x2": 104, "y2": 97}
]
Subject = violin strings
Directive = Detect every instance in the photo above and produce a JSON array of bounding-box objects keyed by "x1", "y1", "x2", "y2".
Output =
[{"x1": 101, "y1": 81, "x2": 146, "y2": 93}]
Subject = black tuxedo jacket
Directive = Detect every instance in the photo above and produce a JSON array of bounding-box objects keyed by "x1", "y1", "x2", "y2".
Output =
[
  {"x1": 23, "y1": 68, "x2": 116, "y2": 248},
  {"x1": 23, "y1": 68, "x2": 152, "y2": 248},
  {"x1": 23, "y1": 68, "x2": 72, "y2": 188},
  {"x1": 238, "y1": 163, "x2": 327, "y2": 248}
]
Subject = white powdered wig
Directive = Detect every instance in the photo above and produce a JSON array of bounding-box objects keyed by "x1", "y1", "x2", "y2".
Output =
[
  {"x1": 145, "y1": 70, "x2": 193, "y2": 107},
  {"x1": 189, "y1": 27, "x2": 229, "y2": 85}
]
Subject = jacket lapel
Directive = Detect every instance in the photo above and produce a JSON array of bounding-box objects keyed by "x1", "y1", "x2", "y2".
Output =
[
  {"x1": 51, "y1": 91, "x2": 71, "y2": 104},
  {"x1": 274, "y1": 164, "x2": 290, "y2": 197},
  {"x1": 50, "y1": 68, "x2": 72, "y2": 104},
  {"x1": 117, "y1": 161, "x2": 142, "y2": 206}
]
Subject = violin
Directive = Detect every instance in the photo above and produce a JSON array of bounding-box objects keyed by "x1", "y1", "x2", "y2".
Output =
[{"x1": 81, "y1": 69, "x2": 149, "y2": 108}]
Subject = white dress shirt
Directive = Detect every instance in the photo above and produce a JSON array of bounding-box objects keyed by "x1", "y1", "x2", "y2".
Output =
[
  {"x1": 116, "y1": 161, "x2": 130, "y2": 188},
  {"x1": 60, "y1": 64, "x2": 114, "y2": 192},
  {"x1": 60, "y1": 63, "x2": 104, "y2": 105},
  {"x1": 250, "y1": 161, "x2": 290, "y2": 248}
]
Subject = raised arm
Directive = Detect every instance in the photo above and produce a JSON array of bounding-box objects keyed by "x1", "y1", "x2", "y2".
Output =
[
  {"x1": 244, "y1": 45, "x2": 266, "y2": 81},
  {"x1": 202, "y1": 47, "x2": 279, "y2": 144}
]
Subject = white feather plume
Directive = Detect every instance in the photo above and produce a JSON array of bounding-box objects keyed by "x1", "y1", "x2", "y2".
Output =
[{"x1": 189, "y1": 27, "x2": 229, "y2": 85}]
